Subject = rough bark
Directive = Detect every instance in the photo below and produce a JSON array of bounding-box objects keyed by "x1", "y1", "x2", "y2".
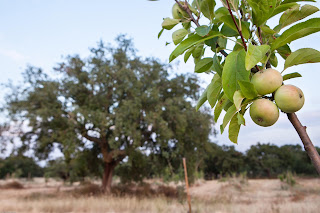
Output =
[{"x1": 287, "y1": 113, "x2": 320, "y2": 175}]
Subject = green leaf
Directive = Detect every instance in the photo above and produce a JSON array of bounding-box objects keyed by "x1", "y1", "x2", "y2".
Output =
[
  {"x1": 161, "y1": 18, "x2": 180, "y2": 30},
  {"x1": 184, "y1": 46, "x2": 195, "y2": 63},
  {"x1": 204, "y1": 36, "x2": 219, "y2": 50},
  {"x1": 192, "y1": 44, "x2": 204, "y2": 58},
  {"x1": 247, "y1": 0, "x2": 277, "y2": 26},
  {"x1": 221, "y1": 0, "x2": 240, "y2": 11},
  {"x1": 233, "y1": 91, "x2": 245, "y2": 111},
  {"x1": 207, "y1": 75, "x2": 223, "y2": 108},
  {"x1": 195, "y1": 25, "x2": 211, "y2": 36},
  {"x1": 196, "y1": 87, "x2": 208, "y2": 111},
  {"x1": 270, "y1": 3, "x2": 298, "y2": 18},
  {"x1": 284, "y1": 48, "x2": 320, "y2": 69},
  {"x1": 279, "y1": 4, "x2": 319, "y2": 29},
  {"x1": 214, "y1": 92, "x2": 228, "y2": 122},
  {"x1": 271, "y1": 18, "x2": 320, "y2": 51},
  {"x1": 269, "y1": 52, "x2": 278, "y2": 67},
  {"x1": 277, "y1": 44, "x2": 291, "y2": 59},
  {"x1": 158, "y1": 29, "x2": 164, "y2": 39},
  {"x1": 217, "y1": 37, "x2": 227, "y2": 50},
  {"x1": 281, "y1": 0, "x2": 316, "y2": 4},
  {"x1": 221, "y1": 105, "x2": 237, "y2": 134},
  {"x1": 215, "y1": 7, "x2": 251, "y2": 39},
  {"x1": 245, "y1": 44, "x2": 270, "y2": 70},
  {"x1": 233, "y1": 39, "x2": 244, "y2": 51},
  {"x1": 212, "y1": 54, "x2": 223, "y2": 76},
  {"x1": 238, "y1": 80, "x2": 258, "y2": 99},
  {"x1": 172, "y1": 28, "x2": 189, "y2": 45},
  {"x1": 260, "y1": 25, "x2": 276, "y2": 34},
  {"x1": 195, "y1": 57, "x2": 213, "y2": 73},
  {"x1": 229, "y1": 113, "x2": 241, "y2": 144},
  {"x1": 221, "y1": 24, "x2": 238, "y2": 37},
  {"x1": 283, "y1": 72, "x2": 302, "y2": 81},
  {"x1": 224, "y1": 101, "x2": 233, "y2": 111},
  {"x1": 200, "y1": 0, "x2": 216, "y2": 20},
  {"x1": 169, "y1": 31, "x2": 222, "y2": 62},
  {"x1": 222, "y1": 50, "x2": 250, "y2": 102},
  {"x1": 237, "y1": 113, "x2": 245, "y2": 125}
]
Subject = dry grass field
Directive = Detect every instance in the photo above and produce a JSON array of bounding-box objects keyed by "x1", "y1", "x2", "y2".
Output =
[{"x1": 0, "y1": 177, "x2": 319, "y2": 213}]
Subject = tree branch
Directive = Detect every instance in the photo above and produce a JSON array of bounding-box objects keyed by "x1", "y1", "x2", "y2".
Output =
[
  {"x1": 174, "y1": 0, "x2": 228, "y2": 57},
  {"x1": 225, "y1": 0, "x2": 247, "y2": 51},
  {"x1": 82, "y1": 132, "x2": 101, "y2": 144},
  {"x1": 175, "y1": 0, "x2": 200, "y2": 27},
  {"x1": 287, "y1": 113, "x2": 320, "y2": 175}
]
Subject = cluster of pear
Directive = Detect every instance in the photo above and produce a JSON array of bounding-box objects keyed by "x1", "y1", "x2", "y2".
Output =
[{"x1": 249, "y1": 68, "x2": 305, "y2": 127}]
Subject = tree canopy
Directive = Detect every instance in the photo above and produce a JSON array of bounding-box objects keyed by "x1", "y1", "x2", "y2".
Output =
[{"x1": 3, "y1": 35, "x2": 213, "y2": 192}]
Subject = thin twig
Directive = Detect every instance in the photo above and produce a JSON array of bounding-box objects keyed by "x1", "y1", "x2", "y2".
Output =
[
  {"x1": 266, "y1": 61, "x2": 271, "y2": 68},
  {"x1": 257, "y1": 27, "x2": 263, "y2": 44},
  {"x1": 175, "y1": 0, "x2": 200, "y2": 27},
  {"x1": 287, "y1": 113, "x2": 320, "y2": 175},
  {"x1": 225, "y1": 0, "x2": 247, "y2": 51}
]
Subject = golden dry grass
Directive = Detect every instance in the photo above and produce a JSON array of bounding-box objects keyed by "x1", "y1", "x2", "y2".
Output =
[{"x1": 0, "y1": 178, "x2": 319, "y2": 213}]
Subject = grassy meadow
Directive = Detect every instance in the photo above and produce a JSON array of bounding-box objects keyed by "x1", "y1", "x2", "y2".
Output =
[{"x1": 0, "y1": 177, "x2": 320, "y2": 213}]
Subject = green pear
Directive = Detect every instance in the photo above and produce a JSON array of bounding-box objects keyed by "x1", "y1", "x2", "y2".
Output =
[
  {"x1": 250, "y1": 98, "x2": 279, "y2": 127},
  {"x1": 251, "y1": 68, "x2": 283, "y2": 95},
  {"x1": 275, "y1": 85, "x2": 305, "y2": 113}
]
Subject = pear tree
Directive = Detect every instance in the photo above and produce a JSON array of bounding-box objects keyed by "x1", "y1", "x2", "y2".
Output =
[{"x1": 158, "y1": 0, "x2": 320, "y2": 174}]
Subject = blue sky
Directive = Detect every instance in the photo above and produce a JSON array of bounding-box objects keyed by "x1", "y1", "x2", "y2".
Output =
[{"x1": 1, "y1": 0, "x2": 320, "y2": 154}]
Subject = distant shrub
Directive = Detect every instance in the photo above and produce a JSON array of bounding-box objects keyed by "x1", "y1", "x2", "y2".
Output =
[
  {"x1": 279, "y1": 171, "x2": 296, "y2": 189},
  {"x1": 0, "y1": 181, "x2": 24, "y2": 189}
]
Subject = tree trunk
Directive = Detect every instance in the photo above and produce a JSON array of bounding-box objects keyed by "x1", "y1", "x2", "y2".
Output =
[
  {"x1": 102, "y1": 161, "x2": 116, "y2": 193},
  {"x1": 287, "y1": 113, "x2": 320, "y2": 175}
]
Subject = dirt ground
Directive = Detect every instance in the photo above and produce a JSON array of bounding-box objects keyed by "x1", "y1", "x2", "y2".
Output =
[{"x1": 0, "y1": 177, "x2": 319, "y2": 213}]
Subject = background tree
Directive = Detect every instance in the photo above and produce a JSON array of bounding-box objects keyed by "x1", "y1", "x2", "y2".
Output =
[
  {"x1": 0, "y1": 154, "x2": 43, "y2": 179},
  {"x1": 203, "y1": 143, "x2": 245, "y2": 179},
  {"x1": 4, "y1": 35, "x2": 213, "y2": 192}
]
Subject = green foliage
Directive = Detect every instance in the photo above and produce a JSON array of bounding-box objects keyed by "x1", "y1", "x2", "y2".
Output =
[
  {"x1": 169, "y1": 31, "x2": 222, "y2": 62},
  {"x1": 207, "y1": 74, "x2": 222, "y2": 108},
  {"x1": 195, "y1": 25, "x2": 211, "y2": 37},
  {"x1": 237, "y1": 80, "x2": 258, "y2": 99},
  {"x1": 200, "y1": 0, "x2": 216, "y2": 20},
  {"x1": 283, "y1": 72, "x2": 302, "y2": 81},
  {"x1": 172, "y1": 28, "x2": 189, "y2": 45},
  {"x1": 277, "y1": 4, "x2": 319, "y2": 31},
  {"x1": 245, "y1": 44, "x2": 270, "y2": 70},
  {"x1": 195, "y1": 57, "x2": 214, "y2": 73},
  {"x1": 115, "y1": 150, "x2": 151, "y2": 184},
  {"x1": 271, "y1": 18, "x2": 320, "y2": 51},
  {"x1": 0, "y1": 154, "x2": 43, "y2": 179},
  {"x1": 203, "y1": 144, "x2": 246, "y2": 178},
  {"x1": 247, "y1": 0, "x2": 277, "y2": 27},
  {"x1": 203, "y1": 143, "x2": 318, "y2": 179},
  {"x1": 279, "y1": 171, "x2": 296, "y2": 189},
  {"x1": 284, "y1": 48, "x2": 320, "y2": 69},
  {"x1": 228, "y1": 113, "x2": 241, "y2": 144},
  {"x1": 4, "y1": 35, "x2": 213, "y2": 186},
  {"x1": 222, "y1": 50, "x2": 250, "y2": 102},
  {"x1": 160, "y1": 0, "x2": 320, "y2": 144},
  {"x1": 161, "y1": 18, "x2": 181, "y2": 30}
]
